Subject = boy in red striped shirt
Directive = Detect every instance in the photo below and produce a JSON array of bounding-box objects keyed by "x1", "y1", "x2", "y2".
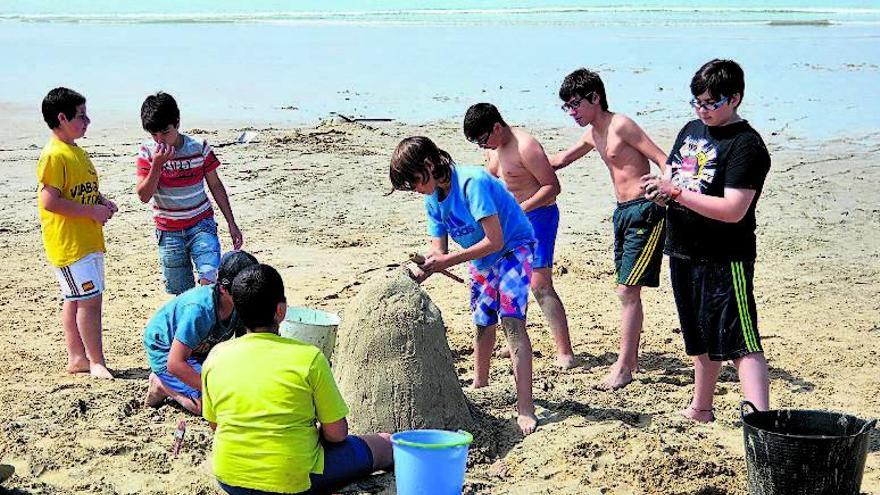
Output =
[{"x1": 136, "y1": 92, "x2": 243, "y2": 295}]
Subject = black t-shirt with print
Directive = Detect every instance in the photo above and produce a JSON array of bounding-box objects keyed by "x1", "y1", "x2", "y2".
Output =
[{"x1": 664, "y1": 119, "x2": 771, "y2": 262}]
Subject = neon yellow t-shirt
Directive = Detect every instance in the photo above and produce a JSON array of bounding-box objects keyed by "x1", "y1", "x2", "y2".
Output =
[
  {"x1": 202, "y1": 333, "x2": 350, "y2": 494},
  {"x1": 36, "y1": 137, "x2": 105, "y2": 267}
]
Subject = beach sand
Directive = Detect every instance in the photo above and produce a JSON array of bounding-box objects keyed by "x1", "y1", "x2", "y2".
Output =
[{"x1": 0, "y1": 115, "x2": 878, "y2": 494}]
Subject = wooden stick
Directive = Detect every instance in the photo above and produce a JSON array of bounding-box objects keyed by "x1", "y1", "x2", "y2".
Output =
[{"x1": 409, "y1": 253, "x2": 465, "y2": 284}]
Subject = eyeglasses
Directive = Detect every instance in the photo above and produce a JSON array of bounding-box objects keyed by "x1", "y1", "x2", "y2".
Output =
[
  {"x1": 468, "y1": 131, "x2": 492, "y2": 147},
  {"x1": 561, "y1": 92, "x2": 596, "y2": 112},
  {"x1": 689, "y1": 95, "x2": 729, "y2": 111}
]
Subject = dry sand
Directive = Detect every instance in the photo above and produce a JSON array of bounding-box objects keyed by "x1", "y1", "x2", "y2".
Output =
[{"x1": 0, "y1": 114, "x2": 878, "y2": 494}]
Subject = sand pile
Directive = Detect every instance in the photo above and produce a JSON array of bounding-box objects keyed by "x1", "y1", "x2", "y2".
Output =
[{"x1": 334, "y1": 270, "x2": 474, "y2": 434}]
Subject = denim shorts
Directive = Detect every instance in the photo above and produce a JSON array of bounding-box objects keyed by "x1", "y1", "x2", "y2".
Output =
[
  {"x1": 156, "y1": 216, "x2": 222, "y2": 295},
  {"x1": 218, "y1": 436, "x2": 374, "y2": 495}
]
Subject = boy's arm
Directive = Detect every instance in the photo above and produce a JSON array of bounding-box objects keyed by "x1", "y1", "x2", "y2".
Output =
[
  {"x1": 641, "y1": 174, "x2": 756, "y2": 223},
  {"x1": 204, "y1": 170, "x2": 243, "y2": 250},
  {"x1": 518, "y1": 140, "x2": 561, "y2": 212},
  {"x1": 320, "y1": 418, "x2": 349, "y2": 443},
  {"x1": 619, "y1": 118, "x2": 667, "y2": 173},
  {"x1": 166, "y1": 339, "x2": 202, "y2": 391},
  {"x1": 421, "y1": 214, "x2": 503, "y2": 273},
  {"x1": 135, "y1": 143, "x2": 175, "y2": 203},
  {"x1": 549, "y1": 133, "x2": 593, "y2": 169},
  {"x1": 40, "y1": 185, "x2": 112, "y2": 225}
]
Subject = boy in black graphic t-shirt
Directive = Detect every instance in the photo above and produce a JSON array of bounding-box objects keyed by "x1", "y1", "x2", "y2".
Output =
[{"x1": 641, "y1": 59, "x2": 771, "y2": 423}]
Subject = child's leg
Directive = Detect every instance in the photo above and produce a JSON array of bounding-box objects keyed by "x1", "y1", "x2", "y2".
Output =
[
  {"x1": 359, "y1": 433, "x2": 394, "y2": 470},
  {"x1": 187, "y1": 217, "x2": 221, "y2": 286},
  {"x1": 680, "y1": 353, "x2": 720, "y2": 422},
  {"x1": 734, "y1": 352, "x2": 769, "y2": 410},
  {"x1": 597, "y1": 284, "x2": 643, "y2": 390},
  {"x1": 501, "y1": 317, "x2": 537, "y2": 435},
  {"x1": 531, "y1": 267, "x2": 575, "y2": 368},
  {"x1": 61, "y1": 299, "x2": 89, "y2": 373},
  {"x1": 148, "y1": 364, "x2": 203, "y2": 415},
  {"x1": 473, "y1": 324, "x2": 496, "y2": 388},
  {"x1": 526, "y1": 204, "x2": 574, "y2": 368},
  {"x1": 75, "y1": 294, "x2": 112, "y2": 379}
]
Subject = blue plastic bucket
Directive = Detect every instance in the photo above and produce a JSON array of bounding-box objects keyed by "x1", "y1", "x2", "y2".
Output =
[{"x1": 391, "y1": 429, "x2": 473, "y2": 495}]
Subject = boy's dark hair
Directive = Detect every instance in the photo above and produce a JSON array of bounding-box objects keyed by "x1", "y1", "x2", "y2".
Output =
[
  {"x1": 559, "y1": 68, "x2": 608, "y2": 111},
  {"x1": 388, "y1": 136, "x2": 454, "y2": 192},
  {"x1": 231, "y1": 264, "x2": 286, "y2": 330},
  {"x1": 42, "y1": 87, "x2": 86, "y2": 129},
  {"x1": 218, "y1": 250, "x2": 259, "y2": 291},
  {"x1": 141, "y1": 91, "x2": 181, "y2": 133},
  {"x1": 463, "y1": 103, "x2": 507, "y2": 141},
  {"x1": 690, "y1": 59, "x2": 745, "y2": 107}
]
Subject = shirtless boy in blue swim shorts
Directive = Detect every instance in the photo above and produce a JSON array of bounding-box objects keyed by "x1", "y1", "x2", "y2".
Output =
[{"x1": 464, "y1": 103, "x2": 576, "y2": 369}]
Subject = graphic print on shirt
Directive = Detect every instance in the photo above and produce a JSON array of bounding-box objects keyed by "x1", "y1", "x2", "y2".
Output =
[
  {"x1": 671, "y1": 136, "x2": 717, "y2": 193},
  {"x1": 445, "y1": 211, "x2": 476, "y2": 238}
]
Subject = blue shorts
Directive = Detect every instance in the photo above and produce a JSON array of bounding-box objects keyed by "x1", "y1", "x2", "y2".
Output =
[
  {"x1": 469, "y1": 244, "x2": 533, "y2": 327},
  {"x1": 156, "y1": 358, "x2": 203, "y2": 401},
  {"x1": 218, "y1": 436, "x2": 374, "y2": 495},
  {"x1": 526, "y1": 204, "x2": 559, "y2": 270},
  {"x1": 156, "y1": 216, "x2": 222, "y2": 295}
]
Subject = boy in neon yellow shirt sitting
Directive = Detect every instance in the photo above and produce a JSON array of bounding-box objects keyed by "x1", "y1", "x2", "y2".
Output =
[{"x1": 202, "y1": 264, "x2": 393, "y2": 494}]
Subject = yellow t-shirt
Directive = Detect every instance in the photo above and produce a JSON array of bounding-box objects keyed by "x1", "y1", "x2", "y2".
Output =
[
  {"x1": 36, "y1": 137, "x2": 105, "y2": 267},
  {"x1": 202, "y1": 333, "x2": 350, "y2": 494}
]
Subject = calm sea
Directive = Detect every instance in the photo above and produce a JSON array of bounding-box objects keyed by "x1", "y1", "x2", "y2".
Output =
[{"x1": 1, "y1": 1, "x2": 878, "y2": 138}]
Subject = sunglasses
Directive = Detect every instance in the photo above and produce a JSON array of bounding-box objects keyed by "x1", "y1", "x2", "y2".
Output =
[
  {"x1": 468, "y1": 131, "x2": 492, "y2": 147},
  {"x1": 689, "y1": 95, "x2": 729, "y2": 111},
  {"x1": 561, "y1": 92, "x2": 597, "y2": 112}
]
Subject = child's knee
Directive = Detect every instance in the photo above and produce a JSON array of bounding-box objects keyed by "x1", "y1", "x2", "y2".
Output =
[{"x1": 616, "y1": 284, "x2": 642, "y2": 304}]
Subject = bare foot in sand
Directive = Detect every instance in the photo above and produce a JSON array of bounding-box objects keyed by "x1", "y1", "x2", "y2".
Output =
[
  {"x1": 594, "y1": 362, "x2": 633, "y2": 391},
  {"x1": 145, "y1": 373, "x2": 168, "y2": 407},
  {"x1": 90, "y1": 363, "x2": 114, "y2": 379},
  {"x1": 67, "y1": 357, "x2": 90, "y2": 374},
  {"x1": 556, "y1": 354, "x2": 577, "y2": 369},
  {"x1": 679, "y1": 406, "x2": 714, "y2": 423},
  {"x1": 472, "y1": 379, "x2": 488, "y2": 389},
  {"x1": 518, "y1": 411, "x2": 538, "y2": 436}
]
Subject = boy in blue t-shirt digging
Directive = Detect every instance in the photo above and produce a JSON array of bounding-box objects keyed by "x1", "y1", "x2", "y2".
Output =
[{"x1": 389, "y1": 136, "x2": 538, "y2": 435}]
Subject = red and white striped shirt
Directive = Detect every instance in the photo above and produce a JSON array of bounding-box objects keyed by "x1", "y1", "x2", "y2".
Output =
[{"x1": 136, "y1": 135, "x2": 220, "y2": 231}]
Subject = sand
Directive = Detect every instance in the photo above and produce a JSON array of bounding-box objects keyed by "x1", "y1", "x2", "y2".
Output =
[
  {"x1": 0, "y1": 115, "x2": 877, "y2": 494},
  {"x1": 335, "y1": 270, "x2": 473, "y2": 434}
]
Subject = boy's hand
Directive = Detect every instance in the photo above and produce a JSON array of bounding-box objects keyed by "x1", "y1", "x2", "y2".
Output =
[
  {"x1": 421, "y1": 252, "x2": 453, "y2": 274},
  {"x1": 153, "y1": 143, "x2": 176, "y2": 168},
  {"x1": 229, "y1": 222, "x2": 243, "y2": 250},
  {"x1": 641, "y1": 173, "x2": 676, "y2": 206},
  {"x1": 90, "y1": 204, "x2": 113, "y2": 225},
  {"x1": 101, "y1": 198, "x2": 119, "y2": 218}
]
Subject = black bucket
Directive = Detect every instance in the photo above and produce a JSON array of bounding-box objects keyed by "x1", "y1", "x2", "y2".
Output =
[{"x1": 741, "y1": 401, "x2": 876, "y2": 495}]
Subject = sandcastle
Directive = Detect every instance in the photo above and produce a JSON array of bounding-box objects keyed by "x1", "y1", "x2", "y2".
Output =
[{"x1": 334, "y1": 270, "x2": 474, "y2": 433}]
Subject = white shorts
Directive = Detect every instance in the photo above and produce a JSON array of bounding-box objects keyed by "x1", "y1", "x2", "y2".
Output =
[{"x1": 53, "y1": 252, "x2": 105, "y2": 301}]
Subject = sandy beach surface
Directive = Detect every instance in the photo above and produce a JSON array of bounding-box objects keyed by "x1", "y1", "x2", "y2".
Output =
[{"x1": 0, "y1": 113, "x2": 878, "y2": 494}]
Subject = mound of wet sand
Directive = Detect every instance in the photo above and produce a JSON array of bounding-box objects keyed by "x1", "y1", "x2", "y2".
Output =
[{"x1": 334, "y1": 270, "x2": 474, "y2": 434}]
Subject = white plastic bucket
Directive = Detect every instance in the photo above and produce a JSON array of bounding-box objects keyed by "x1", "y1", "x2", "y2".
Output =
[{"x1": 279, "y1": 306, "x2": 340, "y2": 362}]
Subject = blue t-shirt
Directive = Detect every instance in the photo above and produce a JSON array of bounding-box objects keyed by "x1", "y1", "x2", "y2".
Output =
[
  {"x1": 425, "y1": 165, "x2": 535, "y2": 270},
  {"x1": 143, "y1": 285, "x2": 241, "y2": 374}
]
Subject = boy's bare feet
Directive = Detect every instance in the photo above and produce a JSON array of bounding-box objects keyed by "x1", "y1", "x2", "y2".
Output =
[
  {"x1": 67, "y1": 357, "x2": 90, "y2": 374},
  {"x1": 90, "y1": 362, "x2": 114, "y2": 379},
  {"x1": 472, "y1": 379, "x2": 488, "y2": 389},
  {"x1": 679, "y1": 406, "x2": 714, "y2": 423},
  {"x1": 595, "y1": 362, "x2": 633, "y2": 391},
  {"x1": 517, "y1": 410, "x2": 538, "y2": 436},
  {"x1": 556, "y1": 354, "x2": 577, "y2": 369},
  {"x1": 145, "y1": 373, "x2": 168, "y2": 407}
]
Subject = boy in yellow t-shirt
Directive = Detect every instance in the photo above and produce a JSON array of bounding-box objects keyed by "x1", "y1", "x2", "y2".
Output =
[
  {"x1": 36, "y1": 87, "x2": 118, "y2": 379},
  {"x1": 202, "y1": 264, "x2": 393, "y2": 495}
]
